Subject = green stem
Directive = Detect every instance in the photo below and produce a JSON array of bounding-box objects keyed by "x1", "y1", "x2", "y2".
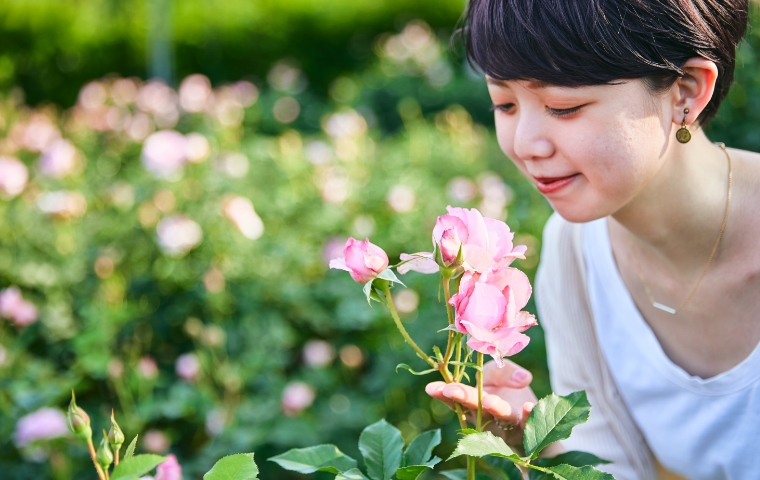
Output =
[
  {"x1": 86, "y1": 438, "x2": 107, "y2": 480},
  {"x1": 382, "y1": 284, "x2": 436, "y2": 368},
  {"x1": 476, "y1": 352, "x2": 484, "y2": 431},
  {"x1": 467, "y1": 456, "x2": 476, "y2": 480}
]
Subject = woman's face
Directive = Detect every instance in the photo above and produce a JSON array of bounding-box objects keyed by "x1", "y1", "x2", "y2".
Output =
[{"x1": 487, "y1": 78, "x2": 672, "y2": 223}]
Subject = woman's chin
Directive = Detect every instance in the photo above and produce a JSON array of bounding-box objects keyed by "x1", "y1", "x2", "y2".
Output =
[{"x1": 546, "y1": 199, "x2": 610, "y2": 224}]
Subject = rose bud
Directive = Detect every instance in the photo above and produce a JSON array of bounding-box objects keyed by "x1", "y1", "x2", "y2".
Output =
[
  {"x1": 66, "y1": 391, "x2": 92, "y2": 441},
  {"x1": 96, "y1": 430, "x2": 114, "y2": 470},
  {"x1": 108, "y1": 410, "x2": 125, "y2": 451},
  {"x1": 329, "y1": 237, "x2": 389, "y2": 284}
]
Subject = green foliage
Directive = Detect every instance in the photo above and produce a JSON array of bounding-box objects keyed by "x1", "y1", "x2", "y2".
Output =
[
  {"x1": 523, "y1": 392, "x2": 592, "y2": 459},
  {"x1": 123, "y1": 435, "x2": 138, "y2": 459},
  {"x1": 268, "y1": 445, "x2": 357, "y2": 474},
  {"x1": 539, "y1": 464, "x2": 615, "y2": 480},
  {"x1": 447, "y1": 431, "x2": 520, "y2": 462},
  {"x1": 110, "y1": 454, "x2": 166, "y2": 480},
  {"x1": 358, "y1": 419, "x2": 404, "y2": 480},
  {"x1": 529, "y1": 452, "x2": 611, "y2": 480},
  {"x1": 203, "y1": 453, "x2": 259, "y2": 480}
]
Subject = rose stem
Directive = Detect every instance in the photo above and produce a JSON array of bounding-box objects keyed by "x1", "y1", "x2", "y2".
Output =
[
  {"x1": 441, "y1": 277, "x2": 456, "y2": 374},
  {"x1": 86, "y1": 438, "x2": 107, "y2": 480},
  {"x1": 382, "y1": 284, "x2": 436, "y2": 368},
  {"x1": 477, "y1": 352, "x2": 484, "y2": 431},
  {"x1": 467, "y1": 457, "x2": 476, "y2": 480}
]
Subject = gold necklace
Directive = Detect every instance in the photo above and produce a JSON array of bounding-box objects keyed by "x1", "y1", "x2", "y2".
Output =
[{"x1": 626, "y1": 142, "x2": 732, "y2": 315}]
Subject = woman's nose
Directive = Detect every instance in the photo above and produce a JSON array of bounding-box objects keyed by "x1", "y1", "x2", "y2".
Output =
[{"x1": 511, "y1": 114, "x2": 554, "y2": 161}]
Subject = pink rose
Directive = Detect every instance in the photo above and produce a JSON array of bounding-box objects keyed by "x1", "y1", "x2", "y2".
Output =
[
  {"x1": 329, "y1": 237, "x2": 389, "y2": 284},
  {"x1": 141, "y1": 130, "x2": 188, "y2": 180},
  {"x1": 155, "y1": 453, "x2": 183, "y2": 480},
  {"x1": 399, "y1": 206, "x2": 527, "y2": 274},
  {"x1": 281, "y1": 381, "x2": 316, "y2": 416},
  {"x1": 0, "y1": 156, "x2": 29, "y2": 199},
  {"x1": 39, "y1": 139, "x2": 77, "y2": 178},
  {"x1": 175, "y1": 353, "x2": 200, "y2": 381},
  {"x1": 14, "y1": 408, "x2": 68, "y2": 447},
  {"x1": 449, "y1": 267, "x2": 537, "y2": 366},
  {"x1": 0, "y1": 287, "x2": 38, "y2": 327}
]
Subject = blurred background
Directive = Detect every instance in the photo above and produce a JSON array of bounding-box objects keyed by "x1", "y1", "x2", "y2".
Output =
[{"x1": 1, "y1": 1, "x2": 758, "y2": 479}]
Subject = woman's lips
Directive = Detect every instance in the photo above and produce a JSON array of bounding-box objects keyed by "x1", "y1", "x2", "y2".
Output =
[{"x1": 534, "y1": 174, "x2": 579, "y2": 194}]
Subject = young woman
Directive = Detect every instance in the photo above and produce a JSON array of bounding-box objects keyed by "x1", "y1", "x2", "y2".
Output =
[{"x1": 424, "y1": 1, "x2": 758, "y2": 478}]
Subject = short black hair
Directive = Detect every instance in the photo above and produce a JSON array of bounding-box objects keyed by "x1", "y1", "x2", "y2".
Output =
[{"x1": 460, "y1": 0, "x2": 749, "y2": 125}]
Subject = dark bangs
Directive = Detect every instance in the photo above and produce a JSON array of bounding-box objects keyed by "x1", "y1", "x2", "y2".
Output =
[{"x1": 461, "y1": 0, "x2": 749, "y2": 124}]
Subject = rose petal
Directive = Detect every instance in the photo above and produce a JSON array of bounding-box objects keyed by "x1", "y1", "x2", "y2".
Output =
[{"x1": 398, "y1": 253, "x2": 438, "y2": 274}]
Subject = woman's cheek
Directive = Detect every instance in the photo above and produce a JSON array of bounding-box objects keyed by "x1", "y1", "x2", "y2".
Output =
[{"x1": 494, "y1": 117, "x2": 528, "y2": 175}]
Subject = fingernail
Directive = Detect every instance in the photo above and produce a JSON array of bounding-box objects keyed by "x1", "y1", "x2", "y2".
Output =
[
  {"x1": 425, "y1": 383, "x2": 443, "y2": 396},
  {"x1": 512, "y1": 369, "x2": 530, "y2": 382},
  {"x1": 444, "y1": 388, "x2": 465, "y2": 401}
]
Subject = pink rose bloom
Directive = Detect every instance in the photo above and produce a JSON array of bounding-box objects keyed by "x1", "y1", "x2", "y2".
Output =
[
  {"x1": 155, "y1": 453, "x2": 183, "y2": 480},
  {"x1": 39, "y1": 139, "x2": 77, "y2": 178},
  {"x1": 0, "y1": 287, "x2": 38, "y2": 327},
  {"x1": 399, "y1": 206, "x2": 527, "y2": 274},
  {"x1": 175, "y1": 353, "x2": 200, "y2": 381},
  {"x1": 141, "y1": 130, "x2": 188, "y2": 180},
  {"x1": 156, "y1": 215, "x2": 203, "y2": 256},
  {"x1": 449, "y1": 267, "x2": 537, "y2": 366},
  {"x1": 0, "y1": 156, "x2": 29, "y2": 199},
  {"x1": 329, "y1": 237, "x2": 389, "y2": 284},
  {"x1": 281, "y1": 381, "x2": 316, "y2": 416},
  {"x1": 14, "y1": 408, "x2": 68, "y2": 447}
]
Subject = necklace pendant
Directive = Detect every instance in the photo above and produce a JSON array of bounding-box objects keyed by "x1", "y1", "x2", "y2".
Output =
[{"x1": 652, "y1": 302, "x2": 677, "y2": 315}]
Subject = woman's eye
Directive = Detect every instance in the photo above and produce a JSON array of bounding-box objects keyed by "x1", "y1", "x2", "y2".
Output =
[
  {"x1": 490, "y1": 103, "x2": 515, "y2": 113},
  {"x1": 546, "y1": 105, "x2": 584, "y2": 117}
]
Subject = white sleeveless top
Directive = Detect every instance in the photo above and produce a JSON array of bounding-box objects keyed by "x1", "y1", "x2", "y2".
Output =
[{"x1": 582, "y1": 217, "x2": 760, "y2": 480}]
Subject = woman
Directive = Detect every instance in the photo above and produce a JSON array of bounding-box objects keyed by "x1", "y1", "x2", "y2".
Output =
[{"x1": 424, "y1": 1, "x2": 758, "y2": 478}]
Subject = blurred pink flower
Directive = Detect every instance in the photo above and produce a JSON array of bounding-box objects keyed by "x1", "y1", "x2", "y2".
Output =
[
  {"x1": 302, "y1": 340, "x2": 335, "y2": 368},
  {"x1": 223, "y1": 196, "x2": 264, "y2": 240},
  {"x1": 39, "y1": 139, "x2": 77, "y2": 178},
  {"x1": 281, "y1": 381, "x2": 316, "y2": 416},
  {"x1": 449, "y1": 268, "x2": 536, "y2": 366},
  {"x1": 142, "y1": 429, "x2": 169, "y2": 453},
  {"x1": 111, "y1": 78, "x2": 139, "y2": 106},
  {"x1": 0, "y1": 156, "x2": 29, "y2": 199},
  {"x1": 323, "y1": 237, "x2": 347, "y2": 265},
  {"x1": 78, "y1": 81, "x2": 107, "y2": 110},
  {"x1": 36, "y1": 191, "x2": 88, "y2": 218},
  {"x1": 234, "y1": 81, "x2": 259, "y2": 107},
  {"x1": 155, "y1": 454, "x2": 183, "y2": 480},
  {"x1": 137, "y1": 356, "x2": 159, "y2": 380},
  {"x1": 386, "y1": 185, "x2": 416, "y2": 213},
  {"x1": 0, "y1": 287, "x2": 38, "y2": 327},
  {"x1": 19, "y1": 115, "x2": 60, "y2": 152},
  {"x1": 185, "y1": 133, "x2": 210, "y2": 163},
  {"x1": 175, "y1": 353, "x2": 200, "y2": 381},
  {"x1": 329, "y1": 237, "x2": 389, "y2": 284},
  {"x1": 179, "y1": 74, "x2": 212, "y2": 113},
  {"x1": 156, "y1": 215, "x2": 203, "y2": 257},
  {"x1": 14, "y1": 408, "x2": 68, "y2": 447},
  {"x1": 142, "y1": 130, "x2": 188, "y2": 180}
]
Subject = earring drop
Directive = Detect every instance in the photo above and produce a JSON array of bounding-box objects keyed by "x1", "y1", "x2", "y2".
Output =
[{"x1": 676, "y1": 108, "x2": 691, "y2": 143}]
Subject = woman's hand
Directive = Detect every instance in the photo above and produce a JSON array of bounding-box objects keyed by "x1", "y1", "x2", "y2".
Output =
[{"x1": 425, "y1": 359, "x2": 538, "y2": 450}]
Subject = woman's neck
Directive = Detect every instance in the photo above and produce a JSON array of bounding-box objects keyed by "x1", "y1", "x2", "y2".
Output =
[{"x1": 609, "y1": 130, "x2": 731, "y2": 275}]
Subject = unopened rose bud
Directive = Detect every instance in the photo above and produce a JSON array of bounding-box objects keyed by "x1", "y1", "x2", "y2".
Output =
[
  {"x1": 66, "y1": 391, "x2": 92, "y2": 441},
  {"x1": 108, "y1": 410, "x2": 125, "y2": 450},
  {"x1": 96, "y1": 430, "x2": 114, "y2": 470}
]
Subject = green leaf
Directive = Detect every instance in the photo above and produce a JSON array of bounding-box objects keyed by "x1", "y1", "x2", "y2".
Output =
[
  {"x1": 457, "y1": 428, "x2": 479, "y2": 435},
  {"x1": 268, "y1": 444, "x2": 357, "y2": 474},
  {"x1": 203, "y1": 453, "x2": 259, "y2": 480},
  {"x1": 363, "y1": 280, "x2": 380, "y2": 305},
  {"x1": 123, "y1": 435, "x2": 138, "y2": 459},
  {"x1": 523, "y1": 391, "x2": 591, "y2": 459},
  {"x1": 446, "y1": 431, "x2": 520, "y2": 462},
  {"x1": 377, "y1": 268, "x2": 404, "y2": 286},
  {"x1": 543, "y1": 464, "x2": 615, "y2": 480},
  {"x1": 532, "y1": 451, "x2": 611, "y2": 470},
  {"x1": 485, "y1": 456, "x2": 524, "y2": 480},
  {"x1": 402, "y1": 429, "x2": 441, "y2": 466},
  {"x1": 395, "y1": 460, "x2": 440, "y2": 480},
  {"x1": 111, "y1": 454, "x2": 166, "y2": 480},
  {"x1": 395, "y1": 363, "x2": 437, "y2": 376},
  {"x1": 336, "y1": 468, "x2": 371, "y2": 480},
  {"x1": 440, "y1": 469, "x2": 492, "y2": 480},
  {"x1": 358, "y1": 419, "x2": 404, "y2": 480}
]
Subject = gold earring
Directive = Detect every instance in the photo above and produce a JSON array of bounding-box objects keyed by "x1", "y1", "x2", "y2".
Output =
[{"x1": 676, "y1": 108, "x2": 691, "y2": 143}]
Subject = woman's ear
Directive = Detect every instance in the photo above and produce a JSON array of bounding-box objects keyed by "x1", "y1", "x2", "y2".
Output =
[{"x1": 672, "y1": 57, "x2": 719, "y2": 127}]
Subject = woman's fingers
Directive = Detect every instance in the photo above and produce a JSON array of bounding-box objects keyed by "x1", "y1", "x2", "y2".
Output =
[
  {"x1": 483, "y1": 359, "x2": 533, "y2": 389},
  {"x1": 441, "y1": 383, "x2": 480, "y2": 409},
  {"x1": 425, "y1": 382, "x2": 456, "y2": 409}
]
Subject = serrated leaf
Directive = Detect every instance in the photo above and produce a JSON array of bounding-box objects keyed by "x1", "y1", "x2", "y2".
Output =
[
  {"x1": 203, "y1": 453, "x2": 259, "y2": 480},
  {"x1": 124, "y1": 435, "x2": 138, "y2": 459},
  {"x1": 457, "y1": 428, "x2": 478, "y2": 435},
  {"x1": 377, "y1": 268, "x2": 404, "y2": 286},
  {"x1": 440, "y1": 469, "x2": 492, "y2": 480},
  {"x1": 336, "y1": 468, "x2": 371, "y2": 479},
  {"x1": 532, "y1": 451, "x2": 611, "y2": 471},
  {"x1": 358, "y1": 419, "x2": 404, "y2": 480},
  {"x1": 402, "y1": 429, "x2": 441, "y2": 466},
  {"x1": 395, "y1": 363, "x2": 437, "y2": 376},
  {"x1": 395, "y1": 459, "x2": 440, "y2": 480},
  {"x1": 446, "y1": 431, "x2": 520, "y2": 462},
  {"x1": 268, "y1": 445, "x2": 356, "y2": 474},
  {"x1": 523, "y1": 391, "x2": 591, "y2": 459},
  {"x1": 111, "y1": 454, "x2": 166, "y2": 480},
  {"x1": 544, "y1": 464, "x2": 615, "y2": 480}
]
